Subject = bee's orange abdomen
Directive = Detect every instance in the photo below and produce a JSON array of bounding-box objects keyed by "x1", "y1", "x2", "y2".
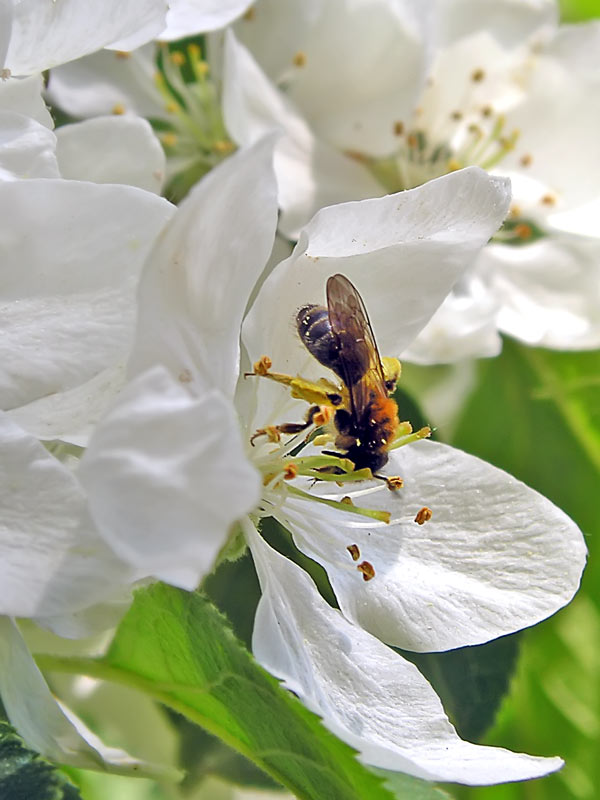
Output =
[{"x1": 368, "y1": 395, "x2": 399, "y2": 444}]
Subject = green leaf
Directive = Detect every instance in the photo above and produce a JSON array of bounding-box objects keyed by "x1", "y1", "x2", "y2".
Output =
[
  {"x1": 375, "y1": 769, "x2": 454, "y2": 799},
  {"x1": 164, "y1": 710, "x2": 278, "y2": 792},
  {"x1": 398, "y1": 633, "x2": 521, "y2": 741},
  {"x1": 39, "y1": 585, "x2": 399, "y2": 800},
  {"x1": 450, "y1": 340, "x2": 600, "y2": 800},
  {"x1": 0, "y1": 720, "x2": 82, "y2": 800},
  {"x1": 559, "y1": 0, "x2": 600, "y2": 21}
]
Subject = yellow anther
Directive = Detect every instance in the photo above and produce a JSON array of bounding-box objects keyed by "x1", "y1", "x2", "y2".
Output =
[
  {"x1": 347, "y1": 543, "x2": 360, "y2": 561},
  {"x1": 112, "y1": 103, "x2": 126, "y2": 115},
  {"x1": 165, "y1": 101, "x2": 179, "y2": 113},
  {"x1": 341, "y1": 496, "x2": 355, "y2": 507},
  {"x1": 471, "y1": 68, "x2": 485, "y2": 82},
  {"x1": 397, "y1": 421, "x2": 413, "y2": 436},
  {"x1": 514, "y1": 223, "x2": 533, "y2": 240},
  {"x1": 447, "y1": 158, "x2": 462, "y2": 172},
  {"x1": 161, "y1": 132, "x2": 178, "y2": 148},
  {"x1": 414, "y1": 507, "x2": 433, "y2": 525},
  {"x1": 187, "y1": 43, "x2": 201, "y2": 58},
  {"x1": 170, "y1": 51, "x2": 185, "y2": 66},
  {"x1": 213, "y1": 139, "x2": 235, "y2": 154},
  {"x1": 481, "y1": 105, "x2": 493, "y2": 117},
  {"x1": 416, "y1": 426, "x2": 432, "y2": 439},
  {"x1": 284, "y1": 463, "x2": 298, "y2": 480},
  {"x1": 243, "y1": 6, "x2": 256, "y2": 20},
  {"x1": 385, "y1": 476, "x2": 404, "y2": 491},
  {"x1": 253, "y1": 356, "x2": 272, "y2": 376},
  {"x1": 509, "y1": 204, "x2": 522, "y2": 218},
  {"x1": 393, "y1": 121, "x2": 405, "y2": 136},
  {"x1": 520, "y1": 153, "x2": 533, "y2": 167},
  {"x1": 293, "y1": 51, "x2": 307, "y2": 67},
  {"x1": 115, "y1": 51, "x2": 131, "y2": 60},
  {"x1": 541, "y1": 193, "x2": 556, "y2": 206},
  {"x1": 450, "y1": 110, "x2": 463, "y2": 121},
  {"x1": 357, "y1": 561, "x2": 375, "y2": 581}
]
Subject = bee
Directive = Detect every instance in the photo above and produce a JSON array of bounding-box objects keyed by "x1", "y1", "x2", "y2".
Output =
[{"x1": 296, "y1": 273, "x2": 400, "y2": 473}]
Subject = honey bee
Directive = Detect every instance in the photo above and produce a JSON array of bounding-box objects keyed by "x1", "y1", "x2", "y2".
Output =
[{"x1": 296, "y1": 274, "x2": 400, "y2": 473}]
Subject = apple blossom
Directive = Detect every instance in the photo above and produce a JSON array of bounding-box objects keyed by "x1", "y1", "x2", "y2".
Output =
[
  {"x1": 224, "y1": 0, "x2": 600, "y2": 359},
  {"x1": 78, "y1": 137, "x2": 586, "y2": 784},
  {"x1": 0, "y1": 77, "x2": 174, "y2": 443}
]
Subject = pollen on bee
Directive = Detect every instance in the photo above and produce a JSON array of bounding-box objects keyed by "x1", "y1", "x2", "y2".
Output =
[
  {"x1": 283, "y1": 463, "x2": 298, "y2": 480},
  {"x1": 414, "y1": 506, "x2": 433, "y2": 525},
  {"x1": 313, "y1": 405, "x2": 334, "y2": 426},
  {"x1": 357, "y1": 561, "x2": 375, "y2": 581},
  {"x1": 347, "y1": 543, "x2": 360, "y2": 561}
]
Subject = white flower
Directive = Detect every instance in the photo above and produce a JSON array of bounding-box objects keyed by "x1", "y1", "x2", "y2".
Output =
[
  {"x1": 160, "y1": 0, "x2": 255, "y2": 41},
  {"x1": 0, "y1": 78, "x2": 174, "y2": 443},
  {"x1": 79, "y1": 137, "x2": 586, "y2": 784},
  {"x1": 1, "y1": 0, "x2": 168, "y2": 77},
  {"x1": 223, "y1": 0, "x2": 600, "y2": 359},
  {"x1": 0, "y1": 412, "x2": 156, "y2": 770}
]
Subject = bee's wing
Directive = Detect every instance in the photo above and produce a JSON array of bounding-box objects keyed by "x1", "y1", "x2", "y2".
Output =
[{"x1": 326, "y1": 273, "x2": 387, "y2": 418}]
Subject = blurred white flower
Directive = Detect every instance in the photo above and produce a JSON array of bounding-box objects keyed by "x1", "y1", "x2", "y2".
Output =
[
  {"x1": 223, "y1": 0, "x2": 600, "y2": 359},
  {"x1": 78, "y1": 137, "x2": 586, "y2": 784}
]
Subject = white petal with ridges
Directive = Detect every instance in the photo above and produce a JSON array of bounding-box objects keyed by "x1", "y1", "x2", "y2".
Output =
[
  {"x1": 246, "y1": 525, "x2": 563, "y2": 785},
  {"x1": 80, "y1": 366, "x2": 261, "y2": 590},
  {"x1": 275, "y1": 440, "x2": 586, "y2": 651},
  {"x1": 0, "y1": 74, "x2": 54, "y2": 128},
  {"x1": 0, "y1": 414, "x2": 132, "y2": 619},
  {"x1": 0, "y1": 180, "x2": 173, "y2": 415},
  {"x1": 129, "y1": 136, "x2": 278, "y2": 398}
]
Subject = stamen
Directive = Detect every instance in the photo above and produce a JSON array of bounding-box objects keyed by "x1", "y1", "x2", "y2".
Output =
[
  {"x1": 287, "y1": 485, "x2": 391, "y2": 523},
  {"x1": 357, "y1": 561, "x2": 375, "y2": 581},
  {"x1": 471, "y1": 68, "x2": 485, "y2": 82},
  {"x1": 414, "y1": 507, "x2": 433, "y2": 525},
  {"x1": 112, "y1": 103, "x2": 126, "y2": 115},
  {"x1": 283, "y1": 463, "x2": 298, "y2": 480},
  {"x1": 394, "y1": 121, "x2": 405, "y2": 136},
  {"x1": 347, "y1": 544, "x2": 360, "y2": 561},
  {"x1": 385, "y1": 476, "x2": 404, "y2": 491},
  {"x1": 520, "y1": 153, "x2": 533, "y2": 167},
  {"x1": 341, "y1": 496, "x2": 354, "y2": 506},
  {"x1": 252, "y1": 356, "x2": 272, "y2": 376},
  {"x1": 541, "y1": 193, "x2": 557, "y2": 206},
  {"x1": 313, "y1": 405, "x2": 334, "y2": 426}
]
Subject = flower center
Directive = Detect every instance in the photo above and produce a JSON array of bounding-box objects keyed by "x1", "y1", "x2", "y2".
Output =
[{"x1": 153, "y1": 44, "x2": 235, "y2": 200}]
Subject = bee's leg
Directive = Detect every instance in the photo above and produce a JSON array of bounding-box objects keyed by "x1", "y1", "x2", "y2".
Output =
[{"x1": 250, "y1": 405, "x2": 332, "y2": 446}]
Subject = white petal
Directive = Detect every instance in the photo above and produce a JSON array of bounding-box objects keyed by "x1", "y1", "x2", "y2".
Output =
[
  {"x1": 0, "y1": 74, "x2": 54, "y2": 127},
  {"x1": 7, "y1": 364, "x2": 126, "y2": 447},
  {"x1": 222, "y1": 30, "x2": 382, "y2": 238},
  {"x1": 246, "y1": 525, "x2": 563, "y2": 785},
  {"x1": 160, "y1": 0, "x2": 254, "y2": 39},
  {"x1": 402, "y1": 268, "x2": 502, "y2": 364},
  {"x1": 485, "y1": 236, "x2": 600, "y2": 349},
  {"x1": 55, "y1": 116, "x2": 165, "y2": 192},
  {"x1": 80, "y1": 366, "x2": 261, "y2": 590},
  {"x1": 233, "y1": 0, "x2": 429, "y2": 156},
  {"x1": 46, "y1": 46, "x2": 166, "y2": 121},
  {"x1": 129, "y1": 136, "x2": 278, "y2": 398},
  {"x1": 0, "y1": 179, "x2": 173, "y2": 414},
  {"x1": 0, "y1": 414, "x2": 132, "y2": 619},
  {"x1": 276, "y1": 440, "x2": 586, "y2": 651},
  {"x1": 0, "y1": 617, "x2": 163, "y2": 773},
  {"x1": 4, "y1": 0, "x2": 167, "y2": 76},
  {"x1": 0, "y1": 111, "x2": 59, "y2": 180},
  {"x1": 434, "y1": 0, "x2": 557, "y2": 50},
  {"x1": 243, "y1": 167, "x2": 510, "y2": 427},
  {"x1": 500, "y1": 22, "x2": 600, "y2": 210}
]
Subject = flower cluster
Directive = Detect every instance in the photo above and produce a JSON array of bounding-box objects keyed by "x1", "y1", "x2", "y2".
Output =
[{"x1": 0, "y1": 1, "x2": 593, "y2": 797}]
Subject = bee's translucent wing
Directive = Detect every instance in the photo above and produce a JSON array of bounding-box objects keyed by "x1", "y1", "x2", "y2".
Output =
[{"x1": 326, "y1": 273, "x2": 387, "y2": 419}]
